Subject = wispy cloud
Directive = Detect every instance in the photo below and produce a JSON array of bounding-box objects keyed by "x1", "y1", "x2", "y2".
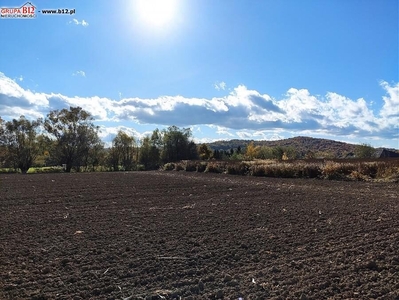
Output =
[
  {"x1": 214, "y1": 81, "x2": 226, "y2": 91},
  {"x1": 97, "y1": 125, "x2": 147, "y2": 147},
  {"x1": 208, "y1": 125, "x2": 235, "y2": 137},
  {"x1": 72, "y1": 70, "x2": 86, "y2": 77},
  {"x1": 69, "y1": 19, "x2": 89, "y2": 26},
  {"x1": 0, "y1": 72, "x2": 398, "y2": 141}
]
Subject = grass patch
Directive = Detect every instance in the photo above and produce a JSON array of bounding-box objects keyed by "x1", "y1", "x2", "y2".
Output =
[
  {"x1": 27, "y1": 166, "x2": 65, "y2": 174},
  {"x1": 226, "y1": 162, "x2": 250, "y2": 175},
  {"x1": 205, "y1": 162, "x2": 225, "y2": 173},
  {"x1": 0, "y1": 168, "x2": 20, "y2": 174}
]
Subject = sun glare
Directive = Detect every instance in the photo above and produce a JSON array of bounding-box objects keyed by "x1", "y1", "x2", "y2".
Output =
[{"x1": 136, "y1": 0, "x2": 177, "y2": 27}]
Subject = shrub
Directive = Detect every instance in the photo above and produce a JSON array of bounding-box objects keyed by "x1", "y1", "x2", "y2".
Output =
[
  {"x1": 278, "y1": 164, "x2": 296, "y2": 178},
  {"x1": 0, "y1": 168, "x2": 19, "y2": 174},
  {"x1": 357, "y1": 162, "x2": 378, "y2": 178},
  {"x1": 27, "y1": 166, "x2": 64, "y2": 174},
  {"x1": 196, "y1": 162, "x2": 207, "y2": 173},
  {"x1": 349, "y1": 170, "x2": 368, "y2": 181},
  {"x1": 322, "y1": 162, "x2": 354, "y2": 180},
  {"x1": 163, "y1": 163, "x2": 175, "y2": 171},
  {"x1": 136, "y1": 164, "x2": 146, "y2": 171},
  {"x1": 376, "y1": 162, "x2": 398, "y2": 179},
  {"x1": 300, "y1": 164, "x2": 321, "y2": 178},
  {"x1": 174, "y1": 163, "x2": 184, "y2": 171},
  {"x1": 250, "y1": 164, "x2": 266, "y2": 177},
  {"x1": 226, "y1": 162, "x2": 249, "y2": 175},
  {"x1": 184, "y1": 161, "x2": 197, "y2": 172},
  {"x1": 205, "y1": 162, "x2": 224, "y2": 173}
]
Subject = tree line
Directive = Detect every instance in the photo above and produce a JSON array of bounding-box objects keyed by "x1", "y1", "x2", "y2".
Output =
[
  {"x1": 0, "y1": 106, "x2": 378, "y2": 173},
  {"x1": 0, "y1": 107, "x2": 198, "y2": 173}
]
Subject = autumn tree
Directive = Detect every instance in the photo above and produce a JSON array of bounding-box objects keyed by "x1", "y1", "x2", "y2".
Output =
[
  {"x1": 245, "y1": 141, "x2": 259, "y2": 160},
  {"x1": 44, "y1": 106, "x2": 102, "y2": 172},
  {"x1": 198, "y1": 143, "x2": 212, "y2": 160}
]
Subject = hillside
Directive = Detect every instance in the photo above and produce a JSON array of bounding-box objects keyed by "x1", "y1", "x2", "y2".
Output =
[{"x1": 207, "y1": 136, "x2": 358, "y2": 158}]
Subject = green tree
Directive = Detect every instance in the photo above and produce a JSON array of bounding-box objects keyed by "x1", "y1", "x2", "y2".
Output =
[
  {"x1": 83, "y1": 140, "x2": 105, "y2": 171},
  {"x1": 44, "y1": 106, "x2": 101, "y2": 172},
  {"x1": 355, "y1": 143, "x2": 375, "y2": 158},
  {"x1": 106, "y1": 147, "x2": 120, "y2": 171},
  {"x1": 139, "y1": 135, "x2": 161, "y2": 170},
  {"x1": 111, "y1": 130, "x2": 136, "y2": 171},
  {"x1": 213, "y1": 149, "x2": 221, "y2": 160},
  {"x1": 257, "y1": 146, "x2": 274, "y2": 159},
  {"x1": 0, "y1": 117, "x2": 6, "y2": 167},
  {"x1": 2, "y1": 116, "x2": 42, "y2": 173},
  {"x1": 29, "y1": 134, "x2": 54, "y2": 167},
  {"x1": 161, "y1": 126, "x2": 198, "y2": 162},
  {"x1": 151, "y1": 128, "x2": 163, "y2": 148},
  {"x1": 272, "y1": 146, "x2": 285, "y2": 160},
  {"x1": 0, "y1": 117, "x2": 4, "y2": 143},
  {"x1": 284, "y1": 146, "x2": 297, "y2": 160}
]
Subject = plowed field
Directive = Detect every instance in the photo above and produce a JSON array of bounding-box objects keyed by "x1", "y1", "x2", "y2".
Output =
[{"x1": 1, "y1": 171, "x2": 398, "y2": 299}]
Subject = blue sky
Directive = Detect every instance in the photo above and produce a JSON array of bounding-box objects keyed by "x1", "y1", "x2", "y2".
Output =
[{"x1": 0, "y1": 0, "x2": 398, "y2": 148}]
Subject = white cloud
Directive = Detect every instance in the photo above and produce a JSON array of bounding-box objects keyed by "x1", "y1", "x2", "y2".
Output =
[
  {"x1": 69, "y1": 19, "x2": 89, "y2": 26},
  {"x1": 252, "y1": 131, "x2": 284, "y2": 141},
  {"x1": 72, "y1": 70, "x2": 86, "y2": 77},
  {"x1": 379, "y1": 81, "x2": 399, "y2": 122},
  {"x1": 214, "y1": 81, "x2": 226, "y2": 91},
  {"x1": 236, "y1": 130, "x2": 253, "y2": 139},
  {"x1": 0, "y1": 72, "x2": 397, "y2": 143},
  {"x1": 193, "y1": 137, "x2": 220, "y2": 144},
  {"x1": 48, "y1": 93, "x2": 109, "y2": 120},
  {"x1": 208, "y1": 125, "x2": 235, "y2": 137},
  {"x1": 0, "y1": 72, "x2": 48, "y2": 119},
  {"x1": 97, "y1": 125, "x2": 146, "y2": 147},
  {"x1": 14, "y1": 75, "x2": 23, "y2": 82}
]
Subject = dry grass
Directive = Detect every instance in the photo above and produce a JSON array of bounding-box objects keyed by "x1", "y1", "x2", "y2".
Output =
[{"x1": 161, "y1": 159, "x2": 399, "y2": 182}]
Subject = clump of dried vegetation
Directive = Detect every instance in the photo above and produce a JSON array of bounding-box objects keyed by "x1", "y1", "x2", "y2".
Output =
[{"x1": 161, "y1": 159, "x2": 399, "y2": 182}]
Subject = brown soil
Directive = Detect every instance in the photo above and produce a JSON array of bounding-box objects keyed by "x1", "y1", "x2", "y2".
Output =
[{"x1": 1, "y1": 171, "x2": 398, "y2": 299}]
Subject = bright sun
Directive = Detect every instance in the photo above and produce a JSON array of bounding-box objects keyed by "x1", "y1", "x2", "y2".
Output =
[{"x1": 136, "y1": 0, "x2": 177, "y2": 27}]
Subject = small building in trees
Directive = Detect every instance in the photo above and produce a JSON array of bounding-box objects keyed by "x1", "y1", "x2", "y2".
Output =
[{"x1": 374, "y1": 148, "x2": 399, "y2": 158}]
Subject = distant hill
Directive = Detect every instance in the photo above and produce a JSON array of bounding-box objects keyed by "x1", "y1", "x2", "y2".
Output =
[{"x1": 207, "y1": 136, "x2": 360, "y2": 158}]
